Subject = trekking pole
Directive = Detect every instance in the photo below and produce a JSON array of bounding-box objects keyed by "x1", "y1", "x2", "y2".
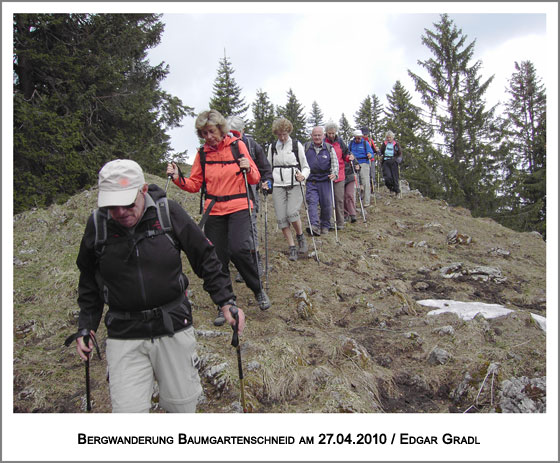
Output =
[
  {"x1": 241, "y1": 169, "x2": 263, "y2": 291},
  {"x1": 371, "y1": 158, "x2": 377, "y2": 206},
  {"x1": 351, "y1": 163, "x2": 367, "y2": 223},
  {"x1": 263, "y1": 187, "x2": 269, "y2": 292},
  {"x1": 64, "y1": 330, "x2": 101, "y2": 412},
  {"x1": 229, "y1": 306, "x2": 247, "y2": 413},
  {"x1": 298, "y1": 179, "x2": 320, "y2": 264},
  {"x1": 397, "y1": 162, "x2": 402, "y2": 199},
  {"x1": 330, "y1": 179, "x2": 339, "y2": 244}
]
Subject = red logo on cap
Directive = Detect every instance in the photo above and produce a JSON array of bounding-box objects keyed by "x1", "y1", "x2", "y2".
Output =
[{"x1": 119, "y1": 178, "x2": 130, "y2": 187}]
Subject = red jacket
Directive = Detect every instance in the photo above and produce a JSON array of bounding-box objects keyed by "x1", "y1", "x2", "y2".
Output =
[{"x1": 174, "y1": 135, "x2": 260, "y2": 215}]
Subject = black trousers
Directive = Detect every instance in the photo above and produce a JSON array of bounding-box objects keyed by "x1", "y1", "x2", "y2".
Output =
[
  {"x1": 205, "y1": 209, "x2": 261, "y2": 295},
  {"x1": 382, "y1": 158, "x2": 400, "y2": 193}
]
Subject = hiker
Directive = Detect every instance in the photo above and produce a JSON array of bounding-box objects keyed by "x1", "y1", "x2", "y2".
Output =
[
  {"x1": 304, "y1": 126, "x2": 339, "y2": 235},
  {"x1": 380, "y1": 130, "x2": 403, "y2": 195},
  {"x1": 325, "y1": 122, "x2": 354, "y2": 230},
  {"x1": 227, "y1": 115, "x2": 273, "y2": 282},
  {"x1": 267, "y1": 117, "x2": 310, "y2": 261},
  {"x1": 360, "y1": 127, "x2": 379, "y2": 192},
  {"x1": 72, "y1": 159, "x2": 245, "y2": 413},
  {"x1": 347, "y1": 130, "x2": 374, "y2": 207},
  {"x1": 344, "y1": 153, "x2": 360, "y2": 223},
  {"x1": 166, "y1": 109, "x2": 270, "y2": 327}
]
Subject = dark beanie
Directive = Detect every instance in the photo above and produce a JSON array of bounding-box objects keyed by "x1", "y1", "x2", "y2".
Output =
[{"x1": 361, "y1": 127, "x2": 370, "y2": 136}]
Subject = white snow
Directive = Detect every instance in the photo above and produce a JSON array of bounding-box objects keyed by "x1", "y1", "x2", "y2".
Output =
[{"x1": 417, "y1": 299, "x2": 546, "y2": 332}]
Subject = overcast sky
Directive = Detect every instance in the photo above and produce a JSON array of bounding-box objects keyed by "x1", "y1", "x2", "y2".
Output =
[{"x1": 144, "y1": 3, "x2": 555, "y2": 162}]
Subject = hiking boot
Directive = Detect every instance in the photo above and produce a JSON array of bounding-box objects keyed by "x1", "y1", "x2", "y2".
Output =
[
  {"x1": 288, "y1": 245, "x2": 298, "y2": 261},
  {"x1": 235, "y1": 272, "x2": 244, "y2": 283},
  {"x1": 337, "y1": 223, "x2": 345, "y2": 230},
  {"x1": 296, "y1": 233, "x2": 308, "y2": 254},
  {"x1": 213, "y1": 306, "x2": 225, "y2": 326},
  {"x1": 307, "y1": 225, "x2": 321, "y2": 236},
  {"x1": 321, "y1": 227, "x2": 329, "y2": 235},
  {"x1": 350, "y1": 216, "x2": 357, "y2": 223},
  {"x1": 256, "y1": 290, "x2": 271, "y2": 310}
]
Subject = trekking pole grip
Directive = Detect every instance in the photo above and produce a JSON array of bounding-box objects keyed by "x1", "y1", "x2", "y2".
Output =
[{"x1": 229, "y1": 306, "x2": 240, "y2": 347}]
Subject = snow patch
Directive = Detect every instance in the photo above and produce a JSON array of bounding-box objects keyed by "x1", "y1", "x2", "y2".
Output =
[{"x1": 418, "y1": 299, "x2": 546, "y2": 332}]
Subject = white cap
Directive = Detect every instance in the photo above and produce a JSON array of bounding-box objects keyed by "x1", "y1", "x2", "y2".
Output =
[
  {"x1": 97, "y1": 159, "x2": 145, "y2": 207},
  {"x1": 353, "y1": 130, "x2": 363, "y2": 137}
]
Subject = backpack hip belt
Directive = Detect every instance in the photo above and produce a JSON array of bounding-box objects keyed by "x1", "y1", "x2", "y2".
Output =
[{"x1": 107, "y1": 292, "x2": 186, "y2": 335}]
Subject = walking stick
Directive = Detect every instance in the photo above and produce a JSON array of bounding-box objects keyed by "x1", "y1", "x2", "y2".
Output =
[
  {"x1": 64, "y1": 330, "x2": 101, "y2": 412},
  {"x1": 241, "y1": 169, "x2": 263, "y2": 291},
  {"x1": 371, "y1": 158, "x2": 377, "y2": 206},
  {"x1": 298, "y1": 179, "x2": 320, "y2": 264},
  {"x1": 330, "y1": 179, "x2": 339, "y2": 244},
  {"x1": 229, "y1": 306, "x2": 247, "y2": 413},
  {"x1": 397, "y1": 162, "x2": 402, "y2": 199},
  {"x1": 263, "y1": 188, "x2": 269, "y2": 292},
  {"x1": 351, "y1": 162, "x2": 367, "y2": 223}
]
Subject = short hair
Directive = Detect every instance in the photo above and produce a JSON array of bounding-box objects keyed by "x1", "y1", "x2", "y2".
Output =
[
  {"x1": 311, "y1": 126, "x2": 324, "y2": 134},
  {"x1": 324, "y1": 122, "x2": 338, "y2": 133},
  {"x1": 195, "y1": 110, "x2": 229, "y2": 138},
  {"x1": 227, "y1": 115, "x2": 245, "y2": 132},
  {"x1": 272, "y1": 117, "x2": 293, "y2": 136},
  {"x1": 385, "y1": 130, "x2": 395, "y2": 138}
]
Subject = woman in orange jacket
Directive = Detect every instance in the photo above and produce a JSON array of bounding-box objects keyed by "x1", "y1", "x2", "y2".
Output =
[{"x1": 167, "y1": 110, "x2": 270, "y2": 325}]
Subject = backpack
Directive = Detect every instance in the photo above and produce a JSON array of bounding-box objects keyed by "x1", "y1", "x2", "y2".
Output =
[
  {"x1": 93, "y1": 191, "x2": 175, "y2": 259},
  {"x1": 197, "y1": 138, "x2": 254, "y2": 228},
  {"x1": 270, "y1": 138, "x2": 301, "y2": 171}
]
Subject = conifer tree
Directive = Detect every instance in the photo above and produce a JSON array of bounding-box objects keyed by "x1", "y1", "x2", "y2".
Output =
[
  {"x1": 249, "y1": 89, "x2": 276, "y2": 148},
  {"x1": 339, "y1": 113, "x2": 353, "y2": 142},
  {"x1": 370, "y1": 94, "x2": 385, "y2": 145},
  {"x1": 498, "y1": 61, "x2": 546, "y2": 236},
  {"x1": 307, "y1": 100, "x2": 325, "y2": 130},
  {"x1": 408, "y1": 14, "x2": 498, "y2": 215},
  {"x1": 383, "y1": 80, "x2": 443, "y2": 198},
  {"x1": 13, "y1": 13, "x2": 191, "y2": 214},
  {"x1": 277, "y1": 88, "x2": 308, "y2": 142},
  {"x1": 354, "y1": 95, "x2": 374, "y2": 134},
  {"x1": 208, "y1": 52, "x2": 249, "y2": 119}
]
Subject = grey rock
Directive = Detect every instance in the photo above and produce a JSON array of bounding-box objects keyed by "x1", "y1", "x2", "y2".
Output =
[
  {"x1": 500, "y1": 376, "x2": 546, "y2": 413},
  {"x1": 428, "y1": 347, "x2": 452, "y2": 365},
  {"x1": 432, "y1": 325, "x2": 455, "y2": 336}
]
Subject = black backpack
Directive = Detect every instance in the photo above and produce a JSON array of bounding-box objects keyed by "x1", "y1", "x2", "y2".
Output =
[
  {"x1": 270, "y1": 138, "x2": 301, "y2": 171},
  {"x1": 93, "y1": 190, "x2": 175, "y2": 259},
  {"x1": 197, "y1": 138, "x2": 255, "y2": 228}
]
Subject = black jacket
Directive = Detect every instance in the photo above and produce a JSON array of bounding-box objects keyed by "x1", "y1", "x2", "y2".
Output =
[{"x1": 76, "y1": 184, "x2": 234, "y2": 339}]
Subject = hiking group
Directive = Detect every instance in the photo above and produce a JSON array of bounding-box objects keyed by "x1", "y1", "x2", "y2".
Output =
[{"x1": 68, "y1": 108, "x2": 404, "y2": 413}]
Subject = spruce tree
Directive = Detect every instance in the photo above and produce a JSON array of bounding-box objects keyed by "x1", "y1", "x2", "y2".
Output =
[
  {"x1": 354, "y1": 95, "x2": 374, "y2": 134},
  {"x1": 13, "y1": 13, "x2": 191, "y2": 214},
  {"x1": 408, "y1": 14, "x2": 498, "y2": 215},
  {"x1": 370, "y1": 94, "x2": 385, "y2": 145},
  {"x1": 277, "y1": 88, "x2": 308, "y2": 142},
  {"x1": 498, "y1": 61, "x2": 546, "y2": 236},
  {"x1": 339, "y1": 113, "x2": 353, "y2": 142},
  {"x1": 383, "y1": 80, "x2": 443, "y2": 198},
  {"x1": 208, "y1": 52, "x2": 249, "y2": 119},
  {"x1": 307, "y1": 100, "x2": 325, "y2": 130},
  {"x1": 250, "y1": 89, "x2": 276, "y2": 148}
]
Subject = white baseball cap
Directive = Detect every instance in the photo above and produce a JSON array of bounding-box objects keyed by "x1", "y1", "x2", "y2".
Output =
[
  {"x1": 353, "y1": 130, "x2": 363, "y2": 137},
  {"x1": 98, "y1": 159, "x2": 146, "y2": 207}
]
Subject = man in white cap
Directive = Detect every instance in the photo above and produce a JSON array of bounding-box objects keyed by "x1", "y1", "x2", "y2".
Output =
[
  {"x1": 347, "y1": 130, "x2": 374, "y2": 207},
  {"x1": 71, "y1": 159, "x2": 245, "y2": 412}
]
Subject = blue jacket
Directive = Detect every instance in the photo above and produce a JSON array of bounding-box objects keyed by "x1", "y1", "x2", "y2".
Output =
[{"x1": 348, "y1": 139, "x2": 373, "y2": 164}]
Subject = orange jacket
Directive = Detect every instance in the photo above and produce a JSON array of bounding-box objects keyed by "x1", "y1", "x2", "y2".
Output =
[{"x1": 174, "y1": 135, "x2": 261, "y2": 216}]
